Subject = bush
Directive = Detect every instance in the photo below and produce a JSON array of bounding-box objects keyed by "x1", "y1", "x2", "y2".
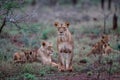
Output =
[
  {"x1": 87, "y1": 71, "x2": 93, "y2": 76},
  {"x1": 39, "y1": 66, "x2": 57, "y2": 76},
  {"x1": 41, "y1": 31, "x2": 48, "y2": 39},
  {"x1": 41, "y1": 27, "x2": 56, "y2": 40},
  {"x1": 73, "y1": 63, "x2": 85, "y2": 72},
  {"x1": 23, "y1": 73, "x2": 37, "y2": 80},
  {"x1": 108, "y1": 62, "x2": 120, "y2": 74},
  {"x1": 21, "y1": 64, "x2": 35, "y2": 74}
]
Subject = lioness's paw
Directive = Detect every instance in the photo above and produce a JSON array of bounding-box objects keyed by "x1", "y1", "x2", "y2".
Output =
[
  {"x1": 58, "y1": 66, "x2": 65, "y2": 72},
  {"x1": 66, "y1": 66, "x2": 73, "y2": 72}
]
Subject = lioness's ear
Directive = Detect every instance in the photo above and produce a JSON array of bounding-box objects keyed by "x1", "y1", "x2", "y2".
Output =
[
  {"x1": 42, "y1": 41, "x2": 46, "y2": 47},
  {"x1": 65, "y1": 22, "x2": 70, "y2": 27},
  {"x1": 54, "y1": 22, "x2": 59, "y2": 27}
]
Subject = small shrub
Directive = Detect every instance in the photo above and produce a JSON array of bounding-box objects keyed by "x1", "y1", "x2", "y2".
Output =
[
  {"x1": 39, "y1": 69, "x2": 46, "y2": 77},
  {"x1": 41, "y1": 31, "x2": 48, "y2": 39},
  {"x1": 79, "y1": 57, "x2": 89, "y2": 64},
  {"x1": 73, "y1": 64, "x2": 83, "y2": 72},
  {"x1": 108, "y1": 62, "x2": 120, "y2": 74},
  {"x1": 23, "y1": 73, "x2": 37, "y2": 80},
  {"x1": 39, "y1": 66, "x2": 57, "y2": 76},
  {"x1": 87, "y1": 71, "x2": 93, "y2": 76},
  {"x1": 118, "y1": 43, "x2": 120, "y2": 50},
  {"x1": 41, "y1": 27, "x2": 56, "y2": 40},
  {"x1": 21, "y1": 64, "x2": 35, "y2": 74},
  {"x1": 0, "y1": 71, "x2": 4, "y2": 78}
]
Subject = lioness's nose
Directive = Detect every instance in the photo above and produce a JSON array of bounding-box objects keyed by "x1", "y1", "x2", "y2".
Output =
[
  {"x1": 60, "y1": 31, "x2": 63, "y2": 33},
  {"x1": 51, "y1": 50, "x2": 54, "y2": 53}
]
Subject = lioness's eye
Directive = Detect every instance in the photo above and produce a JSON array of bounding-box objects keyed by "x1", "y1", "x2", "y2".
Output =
[
  {"x1": 47, "y1": 46, "x2": 51, "y2": 50},
  {"x1": 58, "y1": 27, "x2": 61, "y2": 30}
]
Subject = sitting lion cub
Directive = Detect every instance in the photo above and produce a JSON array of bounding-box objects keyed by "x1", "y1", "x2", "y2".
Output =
[{"x1": 37, "y1": 41, "x2": 58, "y2": 67}]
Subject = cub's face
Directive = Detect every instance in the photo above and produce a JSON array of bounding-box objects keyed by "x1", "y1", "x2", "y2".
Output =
[
  {"x1": 24, "y1": 50, "x2": 34, "y2": 60},
  {"x1": 54, "y1": 22, "x2": 69, "y2": 37},
  {"x1": 102, "y1": 35, "x2": 109, "y2": 43},
  {"x1": 42, "y1": 41, "x2": 54, "y2": 56}
]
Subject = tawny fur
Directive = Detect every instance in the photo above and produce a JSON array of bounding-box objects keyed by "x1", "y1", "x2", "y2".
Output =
[
  {"x1": 87, "y1": 40, "x2": 104, "y2": 57},
  {"x1": 13, "y1": 50, "x2": 35, "y2": 63},
  {"x1": 37, "y1": 41, "x2": 58, "y2": 67},
  {"x1": 13, "y1": 51, "x2": 27, "y2": 63},
  {"x1": 87, "y1": 35, "x2": 109, "y2": 57},
  {"x1": 54, "y1": 22, "x2": 74, "y2": 71},
  {"x1": 103, "y1": 43, "x2": 120, "y2": 55}
]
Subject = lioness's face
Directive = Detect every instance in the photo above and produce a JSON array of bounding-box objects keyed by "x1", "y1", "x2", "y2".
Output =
[
  {"x1": 54, "y1": 22, "x2": 69, "y2": 37},
  {"x1": 42, "y1": 41, "x2": 54, "y2": 55}
]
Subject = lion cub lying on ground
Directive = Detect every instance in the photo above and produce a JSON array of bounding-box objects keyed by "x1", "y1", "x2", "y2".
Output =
[
  {"x1": 13, "y1": 49, "x2": 34, "y2": 63},
  {"x1": 37, "y1": 41, "x2": 58, "y2": 67}
]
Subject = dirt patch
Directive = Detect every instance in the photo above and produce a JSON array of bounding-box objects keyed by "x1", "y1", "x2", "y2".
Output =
[{"x1": 36, "y1": 72, "x2": 120, "y2": 80}]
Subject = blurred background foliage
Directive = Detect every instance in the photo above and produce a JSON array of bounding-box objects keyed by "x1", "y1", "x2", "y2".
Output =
[{"x1": 0, "y1": 0, "x2": 120, "y2": 79}]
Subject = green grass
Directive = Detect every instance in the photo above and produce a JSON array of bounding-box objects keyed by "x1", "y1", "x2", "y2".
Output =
[
  {"x1": 0, "y1": 2, "x2": 120, "y2": 79},
  {"x1": 23, "y1": 73, "x2": 37, "y2": 80}
]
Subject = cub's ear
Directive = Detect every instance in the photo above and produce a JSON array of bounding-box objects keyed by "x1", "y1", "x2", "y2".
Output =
[
  {"x1": 101, "y1": 40, "x2": 105, "y2": 43},
  {"x1": 41, "y1": 41, "x2": 46, "y2": 47},
  {"x1": 102, "y1": 35, "x2": 108, "y2": 39},
  {"x1": 24, "y1": 50, "x2": 29, "y2": 55},
  {"x1": 30, "y1": 51, "x2": 32, "y2": 55},
  {"x1": 65, "y1": 22, "x2": 70, "y2": 28},
  {"x1": 54, "y1": 22, "x2": 59, "y2": 27},
  {"x1": 102, "y1": 35, "x2": 105, "y2": 39}
]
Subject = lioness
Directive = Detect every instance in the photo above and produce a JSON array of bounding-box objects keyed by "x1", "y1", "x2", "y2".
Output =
[
  {"x1": 54, "y1": 22, "x2": 74, "y2": 71},
  {"x1": 37, "y1": 41, "x2": 58, "y2": 67}
]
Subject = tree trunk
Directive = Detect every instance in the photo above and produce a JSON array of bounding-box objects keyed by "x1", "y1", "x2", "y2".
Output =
[
  {"x1": 113, "y1": 13, "x2": 118, "y2": 30},
  {"x1": 101, "y1": 0, "x2": 105, "y2": 9},
  {"x1": 103, "y1": 14, "x2": 106, "y2": 34},
  {"x1": 31, "y1": 0, "x2": 36, "y2": 6},
  {"x1": 49, "y1": 0, "x2": 57, "y2": 6},
  {"x1": 72, "y1": 0, "x2": 77, "y2": 5},
  {"x1": 108, "y1": 0, "x2": 112, "y2": 10},
  {"x1": 0, "y1": 9, "x2": 9, "y2": 34}
]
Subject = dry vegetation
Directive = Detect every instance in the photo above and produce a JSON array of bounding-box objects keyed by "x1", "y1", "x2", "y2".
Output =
[{"x1": 0, "y1": 0, "x2": 120, "y2": 80}]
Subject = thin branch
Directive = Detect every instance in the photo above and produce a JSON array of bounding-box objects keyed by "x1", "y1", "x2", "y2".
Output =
[
  {"x1": 0, "y1": 9, "x2": 9, "y2": 34},
  {"x1": 0, "y1": 17, "x2": 6, "y2": 33},
  {"x1": 12, "y1": 22, "x2": 21, "y2": 29}
]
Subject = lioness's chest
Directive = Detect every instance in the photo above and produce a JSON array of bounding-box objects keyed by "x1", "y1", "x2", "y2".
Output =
[
  {"x1": 58, "y1": 42, "x2": 72, "y2": 53},
  {"x1": 40, "y1": 53, "x2": 51, "y2": 62}
]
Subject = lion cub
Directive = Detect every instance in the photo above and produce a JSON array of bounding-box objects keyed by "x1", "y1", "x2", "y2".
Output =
[
  {"x1": 37, "y1": 41, "x2": 58, "y2": 67},
  {"x1": 87, "y1": 35, "x2": 109, "y2": 56},
  {"x1": 103, "y1": 43, "x2": 112, "y2": 55},
  {"x1": 13, "y1": 50, "x2": 33, "y2": 63}
]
